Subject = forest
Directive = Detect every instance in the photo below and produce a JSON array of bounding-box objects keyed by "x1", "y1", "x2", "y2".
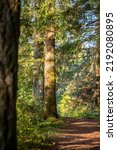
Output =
[{"x1": 0, "y1": 0, "x2": 100, "y2": 150}]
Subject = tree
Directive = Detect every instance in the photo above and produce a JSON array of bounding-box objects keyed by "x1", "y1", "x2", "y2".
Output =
[
  {"x1": 18, "y1": 0, "x2": 58, "y2": 119},
  {"x1": 33, "y1": 32, "x2": 44, "y2": 111},
  {"x1": 17, "y1": 0, "x2": 100, "y2": 121},
  {"x1": 55, "y1": 0, "x2": 100, "y2": 112},
  {"x1": 0, "y1": 1, "x2": 20, "y2": 149},
  {"x1": 44, "y1": 0, "x2": 58, "y2": 118}
]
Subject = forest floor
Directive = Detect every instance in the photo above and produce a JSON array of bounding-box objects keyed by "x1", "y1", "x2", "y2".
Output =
[{"x1": 45, "y1": 117, "x2": 100, "y2": 150}]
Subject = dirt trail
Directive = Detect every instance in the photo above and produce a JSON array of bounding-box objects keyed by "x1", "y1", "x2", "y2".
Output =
[{"x1": 49, "y1": 118, "x2": 100, "y2": 150}]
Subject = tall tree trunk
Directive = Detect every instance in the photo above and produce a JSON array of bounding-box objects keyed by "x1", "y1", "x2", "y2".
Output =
[
  {"x1": 94, "y1": 47, "x2": 100, "y2": 107},
  {"x1": 33, "y1": 33, "x2": 44, "y2": 107},
  {"x1": 43, "y1": 1, "x2": 58, "y2": 119},
  {"x1": 0, "y1": 1, "x2": 20, "y2": 149},
  {"x1": 44, "y1": 26, "x2": 58, "y2": 118}
]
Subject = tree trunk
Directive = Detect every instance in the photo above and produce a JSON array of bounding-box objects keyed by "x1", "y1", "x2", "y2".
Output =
[
  {"x1": 95, "y1": 47, "x2": 100, "y2": 107},
  {"x1": 44, "y1": 26, "x2": 58, "y2": 118},
  {"x1": 0, "y1": 1, "x2": 20, "y2": 149},
  {"x1": 33, "y1": 34, "x2": 44, "y2": 107}
]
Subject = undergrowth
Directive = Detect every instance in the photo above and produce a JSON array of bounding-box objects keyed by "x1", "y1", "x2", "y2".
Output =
[{"x1": 17, "y1": 115, "x2": 63, "y2": 150}]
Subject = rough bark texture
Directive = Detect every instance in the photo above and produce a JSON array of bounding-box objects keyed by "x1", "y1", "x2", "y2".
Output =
[
  {"x1": 44, "y1": 26, "x2": 58, "y2": 118},
  {"x1": 0, "y1": 1, "x2": 20, "y2": 149}
]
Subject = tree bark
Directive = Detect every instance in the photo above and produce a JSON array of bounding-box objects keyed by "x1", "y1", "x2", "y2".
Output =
[
  {"x1": 0, "y1": 1, "x2": 20, "y2": 149},
  {"x1": 95, "y1": 48, "x2": 100, "y2": 107},
  {"x1": 44, "y1": 26, "x2": 58, "y2": 118},
  {"x1": 33, "y1": 35, "x2": 44, "y2": 105},
  {"x1": 43, "y1": 1, "x2": 58, "y2": 119}
]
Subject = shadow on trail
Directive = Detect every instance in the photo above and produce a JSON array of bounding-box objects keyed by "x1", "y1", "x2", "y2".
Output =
[{"x1": 49, "y1": 118, "x2": 100, "y2": 150}]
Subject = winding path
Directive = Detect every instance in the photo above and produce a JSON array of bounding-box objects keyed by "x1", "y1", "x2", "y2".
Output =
[{"x1": 49, "y1": 118, "x2": 100, "y2": 150}]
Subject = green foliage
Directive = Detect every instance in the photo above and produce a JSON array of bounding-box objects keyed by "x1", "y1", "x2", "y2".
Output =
[
  {"x1": 17, "y1": 0, "x2": 100, "y2": 148},
  {"x1": 58, "y1": 93, "x2": 99, "y2": 119},
  {"x1": 82, "y1": 111, "x2": 100, "y2": 120},
  {"x1": 58, "y1": 94, "x2": 73, "y2": 116},
  {"x1": 17, "y1": 100, "x2": 63, "y2": 150}
]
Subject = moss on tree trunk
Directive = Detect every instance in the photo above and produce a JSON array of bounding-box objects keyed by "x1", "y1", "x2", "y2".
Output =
[{"x1": 44, "y1": 26, "x2": 58, "y2": 119}]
